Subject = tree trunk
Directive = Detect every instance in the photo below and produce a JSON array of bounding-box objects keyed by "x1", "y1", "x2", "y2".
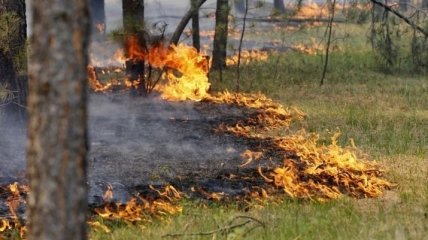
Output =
[
  {"x1": 122, "y1": 0, "x2": 144, "y2": 34},
  {"x1": 27, "y1": 0, "x2": 90, "y2": 239},
  {"x1": 170, "y1": 0, "x2": 207, "y2": 45},
  {"x1": 191, "y1": 0, "x2": 200, "y2": 52},
  {"x1": 422, "y1": 0, "x2": 428, "y2": 9},
  {"x1": 211, "y1": 0, "x2": 229, "y2": 70},
  {"x1": 0, "y1": 0, "x2": 27, "y2": 123},
  {"x1": 90, "y1": 0, "x2": 106, "y2": 40},
  {"x1": 273, "y1": 0, "x2": 286, "y2": 14}
]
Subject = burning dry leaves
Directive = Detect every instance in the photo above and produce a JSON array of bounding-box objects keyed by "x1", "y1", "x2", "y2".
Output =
[
  {"x1": 207, "y1": 92, "x2": 392, "y2": 201},
  {"x1": 0, "y1": 183, "x2": 27, "y2": 238},
  {"x1": 89, "y1": 185, "x2": 183, "y2": 234},
  {"x1": 1, "y1": 40, "x2": 393, "y2": 237}
]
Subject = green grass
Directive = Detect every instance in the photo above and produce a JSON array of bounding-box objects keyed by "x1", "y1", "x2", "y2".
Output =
[{"x1": 89, "y1": 24, "x2": 428, "y2": 239}]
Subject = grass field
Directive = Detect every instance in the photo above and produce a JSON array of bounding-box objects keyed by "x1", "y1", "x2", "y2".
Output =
[{"x1": 89, "y1": 24, "x2": 427, "y2": 239}]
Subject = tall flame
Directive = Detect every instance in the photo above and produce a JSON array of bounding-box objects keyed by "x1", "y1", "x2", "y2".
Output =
[{"x1": 125, "y1": 36, "x2": 211, "y2": 101}]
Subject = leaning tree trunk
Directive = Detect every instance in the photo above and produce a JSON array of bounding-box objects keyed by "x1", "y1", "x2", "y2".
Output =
[
  {"x1": 27, "y1": 0, "x2": 90, "y2": 239},
  {"x1": 211, "y1": 0, "x2": 230, "y2": 70},
  {"x1": 0, "y1": 0, "x2": 27, "y2": 123}
]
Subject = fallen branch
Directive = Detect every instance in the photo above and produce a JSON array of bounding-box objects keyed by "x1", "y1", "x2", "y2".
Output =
[
  {"x1": 162, "y1": 215, "x2": 265, "y2": 238},
  {"x1": 370, "y1": 0, "x2": 428, "y2": 37}
]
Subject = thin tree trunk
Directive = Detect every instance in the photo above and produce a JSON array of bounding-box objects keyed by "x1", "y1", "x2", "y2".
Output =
[
  {"x1": 191, "y1": 0, "x2": 201, "y2": 52},
  {"x1": 211, "y1": 0, "x2": 230, "y2": 71},
  {"x1": 320, "y1": 0, "x2": 336, "y2": 86},
  {"x1": 27, "y1": 0, "x2": 90, "y2": 239},
  {"x1": 0, "y1": 0, "x2": 27, "y2": 122},
  {"x1": 236, "y1": 0, "x2": 248, "y2": 92}
]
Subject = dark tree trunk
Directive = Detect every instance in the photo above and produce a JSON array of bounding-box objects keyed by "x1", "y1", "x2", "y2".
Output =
[
  {"x1": 273, "y1": 0, "x2": 286, "y2": 14},
  {"x1": 122, "y1": 0, "x2": 146, "y2": 95},
  {"x1": 191, "y1": 0, "x2": 200, "y2": 52},
  {"x1": 122, "y1": 0, "x2": 144, "y2": 34},
  {"x1": 211, "y1": 0, "x2": 230, "y2": 70},
  {"x1": 422, "y1": 0, "x2": 428, "y2": 9},
  {"x1": 90, "y1": 0, "x2": 106, "y2": 40},
  {"x1": 27, "y1": 0, "x2": 90, "y2": 239},
  {"x1": 0, "y1": 0, "x2": 27, "y2": 123}
]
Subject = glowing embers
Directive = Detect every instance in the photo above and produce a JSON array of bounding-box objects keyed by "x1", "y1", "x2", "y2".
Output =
[{"x1": 88, "y1": 36, "x2": 210, "y2": 101}]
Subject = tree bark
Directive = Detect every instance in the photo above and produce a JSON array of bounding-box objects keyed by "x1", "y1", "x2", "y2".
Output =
[
  {"x1": 122, "y1": 0, "x2": 144, "y2": 34},
  {"x1": 211, "y1": 0, "x2": 230, "y2": 70},
  {"x1": 27, "y1": 0, "x2": 90, "y2": 239},
  {"x1": 0, "y1": 0, "x2": 27, "y2": 122},
  {"x1": 191, "y1": 0, "x2": 200, "y2": 52}
]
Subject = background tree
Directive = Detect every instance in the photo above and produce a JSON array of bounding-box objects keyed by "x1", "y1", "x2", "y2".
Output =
[
  {"x1": 422, "y1": 0, "x2": 428, "y2": 9},
  {"x1": 0, "y1": 0, "x2": 27, "y2": 122},
  {"x1": 122, "y1": 0, "x2": 146, "y2": 94},
  {"x1": 191, "y1": 0, "x2": 201, "y2": 52},
  {"x1": 273, "y1": 0, "x2": 286, "y2": 14},
  {"x1": 122, "y1": 0, "x2": 144, "y2": 35},
  {"x1": 27, "y1": 0, "x2": 90, "y2": 239},
  {"x1": 90, "y1": 0, "x2": 106, "y2": 40},
  {"x1": 211, "y1": 0, "x2": 230, "y2": 71}
]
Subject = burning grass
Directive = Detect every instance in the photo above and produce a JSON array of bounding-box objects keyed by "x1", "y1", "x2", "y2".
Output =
[{"x1": 0, "y1": 34, "x2": 396, "y2": 237}]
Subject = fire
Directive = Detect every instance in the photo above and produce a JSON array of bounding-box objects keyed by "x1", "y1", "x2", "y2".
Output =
[
  {"x1": 93, "y1": 185, "x2": 182, "y2": 225},
  {"x1": 0, "y1": 183, "x2": 27, "y2": 238},
  {"x1": 292, "y1": 37, "x2": 325, "y2": 55},
  {"x1": 295, "y1": 3, "x2": 330, "y2": 19},
  {"x1": 226, "y1": 50, "x2": 269, "y2": 66},
  {"x1": 126, "y1": 36, "x2": 211, "y2": 101},
  {"x1": 88, "y1": 36, "x2": 210, "y2": 101},
  {"x1": 209, "y1": 93, "x2": 393, "y2": 200}
]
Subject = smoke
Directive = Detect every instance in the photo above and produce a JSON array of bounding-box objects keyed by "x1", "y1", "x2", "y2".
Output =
[
  {"x1": 87, "y1": 94, "x2": 246, "y2": 188},
  {"x1": 0, "y1": 110, "x2": 26, "y2": 183}
]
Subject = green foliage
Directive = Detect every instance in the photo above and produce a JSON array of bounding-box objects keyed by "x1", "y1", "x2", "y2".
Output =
[
  {"x1": 90, "y1": 23, "x2": 427, "y2": 240},
  {"x1": 369, "y1": 7, "x2": 428, "y2": 72},
  {"x1": 0, "y1": 12, "x2": 20, "y2": 53}
]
